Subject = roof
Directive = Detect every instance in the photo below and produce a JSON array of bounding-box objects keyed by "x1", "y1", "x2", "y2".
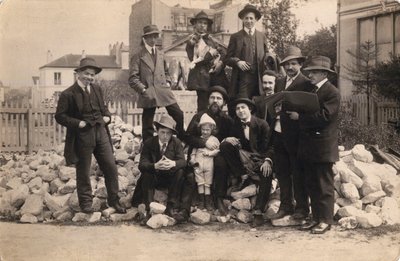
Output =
[
  {"x1": 39, "y1": 54, "x2": 120, "y2": 70},
  {"x1": 163, "y1": 34, "x2": 227, "y2": 53}
]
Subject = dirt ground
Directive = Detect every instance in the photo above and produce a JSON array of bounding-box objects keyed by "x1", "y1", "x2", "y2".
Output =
[{"x1": 0, "y1": 221, "x2": 399, "y2": 261}]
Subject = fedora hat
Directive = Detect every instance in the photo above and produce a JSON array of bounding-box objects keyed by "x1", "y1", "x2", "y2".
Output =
[
  {"x1": 238, "y1": 4, "x2": 261, "y2": 20},
  {"x1": 232, "y1": 98, "x2": 256, "y2": 112},
  {"x1": 304, "y1": 56, "x2": 335, "y2": 73},
  {"x1": 208, "y1": 85, "x2": 228, "y2": 102},
  {"x1": 280, "y1": 46, "x2": 306, "y2": 65},
  {"x1": 142, "y1": 24, "x2": 160, "y2": 37},
  {"x1": 74, "y1": 57, "x2": 102, "y2": 74},
  {"x1": 154, "y1": 115, "x2": 177, "y2": 134},
  {"x1": 190, "y1": 11, "x2": 213, "y2": 25}
]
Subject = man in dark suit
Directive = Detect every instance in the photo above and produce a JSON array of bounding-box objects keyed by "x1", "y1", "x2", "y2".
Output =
[
  {"x1": 55, "y1": 57, "x2": 126, "y2": 214},
  {"x1": 270, "y1": 46, "x2": 313, "y2": 220},
  {"x1": 225, "y1": 4, "x2": 268, "y2": 117},
  {"x1": 184, "y1": 85, "x2": 233, "y2": 215},
  {"x1": 133, "y1": 115, "x2": 191, "y2": 224},
  {"x1": 186, "y1": 11, "x2": 228, "y2": 112},
  {"x1": 129, "y1": 24, "x2": 184, "y2": 142},
  {"x1": 287, "y1": 56, "x2": 340, "y2": 234},
  {"x1": 219, "y1": 98, "x2": 273, "y2": 223}
]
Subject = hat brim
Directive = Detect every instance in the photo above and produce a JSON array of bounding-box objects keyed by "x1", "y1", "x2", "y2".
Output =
[
  {"x1": 190, "y1": 17, "x2": 213, "y2": 25},
  {"x1": 142, "y1": 30, "x2": 160, "y2": 37},
  {"x1": 74, "y1": 66, "x2": 102, "y2": 74},
  {"x1": 154, "y1": 122, "x2": 177, "y2": 134},
  {"x1": 280, "y1": 55, "x2": 306, "y2": 65},
  {"x1": 238, "y1": 8, "x2": 261, "y2": 20},
  {"x1": 232, "y1": 98, "x2": 256, "y2": 112},
  {"x1": 303, "y1": 66, "x2": 335, "y2": 73}
]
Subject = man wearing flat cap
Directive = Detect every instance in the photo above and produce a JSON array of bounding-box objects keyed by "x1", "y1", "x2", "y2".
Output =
[
  {"x1": 129, "y1": 24, "x2": 184, "y2": 142},
  {"x1": 269, "y1": 46, "x2": 313, "y2": 221},
  {"x1": 132, "y1": 115, "x2": 193, "y2": 223},
  {"x1": 55, "y1": 57, "x2": 126, "y2": 214},
  {"x1": 186, "y1": 11, "x2": 228, "y2": 112},
  {"x1": 286, "y1": 56, "x2": 340, "y2": 234},
  {"x1": 219, "y1": 98, "x2": 274, "y2": 222},
  {"x1": 225, "y1": 4, "x2": 269, "y2": 117}
]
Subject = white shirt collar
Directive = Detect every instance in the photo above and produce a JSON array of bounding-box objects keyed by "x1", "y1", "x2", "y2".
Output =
[
  {"x1": 143, "y1": 40, "x2": 155, "y2": 55},
  {"x1": 286, "y1": 71, "x2": 300, "y2": 82},
  {"x1": 315, "y1": 78, "x2": 328, "y2": 89},
  {"x1": 244, "y1": 27, "x2": 255, "y2": 35},
  {"x1": 159, "y1": 139, "x2": 168, "y2": 148},
  {"x1": 77, "y1": 79, "x2": 90, "y2": 92}
]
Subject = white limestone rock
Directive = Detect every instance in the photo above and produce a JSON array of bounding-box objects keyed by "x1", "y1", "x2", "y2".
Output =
[
  {"x1": 56, "y1": 211, "x2": 74, "y2": 222},
  {"x1": 110, "y1": 209, "x2": 138, "y2": 222},
  {"x1": 337, "y1": 206, "x2": 362, "y2": 218},
  {"x1": 338, "y1": 216, "x2": 358, "y2": 230},
  {"x1": 190, "y1": 209, "x2": 211, "y2": 225},
  {"x1": 352, "y1": 144, "x2": 373, "y2": 163},
  {"x1": 28, "y1": 177, "x2": 43, "y2": 191},
  {"x1": 340, "y1": 183, "x2": 360, "y2": 202},
  {"x1": 231, "y1": 184, "x2": 257, "y2": 200},
  {"x1": 72, "y1": 212, "x2": 91, "y2": 222},
  {"x1": 232, "y1": 198, "x2": 251, "y2": 210},
  {"x1": 271, "y1": 215, "x2": 304, "y2": 227},
  {"x1": 236, "y1": 210, "x2": 252, "y2": 224},
  {"x1": 58, "y1": 166, "x2": 76, "y2": 182},
  {"x1": 20, "y1": 194, "x2": 43, "y2": 216},
  {"x1": 360, "y1": 175, "x2": 382, "y2": 197},
  {"x1": 356, "y1": 212, "x2": 383, "y2": 228},
  {"x1": 68, "y1": 190, "x2": 81, "y2": 212},
  {"x1": 150, "y1": 202, "x2": 166, "y2": 215},
  {"x1": 146, "y1": 214, "x2": 176, "y2": 229},
  {"x1": 365, "y1": 205, "x2": 381, "y2": 214},
  {"x1": 118, "y1": 176, "x2": 129, "y2": 191},
  {"x1": 265, "y1": 205, "x2": 279, "y2": 220},
  {"x1": 379, "y1": 197, "x2": 400, "y2": 225},
  {"x1": 59, "y1": 179, "x2": 77, "y2": 194},
  {"x1": 10, "y1": 184, "x2": 30, "y2": 208},
  {"x1": 36, "y1": 165, "x2": 57, "y2": 182},
  {"x1": 102, "y1": 207, "x2": 116, "y2": 218},
  {"x1": 6, "y1": 177, "x2": 22, "y2": 190},
  {"x1": 44, "y1": 193, "x2": 70, "y2": 213},
  {"x1": 50, "y1": 178, "x2": 65, "y2": 194},
  {"x1": 20, "y1": 213, "x2": 38, "y2": 224},
  {"x1": 361, "y1": 191, "x2": 386, "y2": 204},
  {"x1": 88, "y1": 212, "x2": 102, "y2": 223},
  {"x1": 336, "y1": 198, "x2": 362, "y2": 209},
  {"x1": 115, "y1": 149, "x2": 130, "y2": 164},
  {"x1": 217, "y1": 215, "x2": 230, "y2": 223}
]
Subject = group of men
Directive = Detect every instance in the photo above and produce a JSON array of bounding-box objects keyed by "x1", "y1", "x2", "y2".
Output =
[{"x1": 56, "y1": 4, "x2": 340, "y2": 235}]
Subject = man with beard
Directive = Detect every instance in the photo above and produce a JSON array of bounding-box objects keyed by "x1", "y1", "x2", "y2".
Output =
[{"x1": 184, "y1": 85, "x2": 233, "y2": 215}]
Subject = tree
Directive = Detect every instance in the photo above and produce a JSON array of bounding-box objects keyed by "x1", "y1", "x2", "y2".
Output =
[
  {"x1": 344, "y1": 40, "x2": 377, "y2": 125},
  {"x1": 249, "y1": 0, "x2": 302, "y2": 58},
  {"x1": 372, "y1": 54, "x2": 400, "y2": 105}
]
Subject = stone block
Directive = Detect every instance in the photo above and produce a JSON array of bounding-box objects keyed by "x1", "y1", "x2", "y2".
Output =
[
  {"x1": 356, "y1": 212, "x2": 383, "y2": 228},
  {"x1": 365, "y1": 205, "x2": 381, "y2": 214},
  {"x1": 190, "y1": 209, "x2": 211, "y2": 225},
  {"x1": 102, "y1": 207, "x2": 116, "y2": 218},
  {"x1": 352, "y1": 144, "x2": 373, "y2": 163},
  {"x1": 361, "y1": 175, "x2": 382, "y2": 197},
  {"x1": 236, "y1": 210, "x2": 252, "y2": 224},
  {"x1": 337, "y1": 206, "x2": 362, "y2": 218},
  {"x1": 340, "y1": 183, "x2": 360, "y2": 202},
  {"x1": 53, "y1": 206, "x2": 71, "y2": 219},
  {"x1": 10, "y1": 184, "x2": 29, "y2": 208},
  {"x1": 50, "y1": 178, "x2": 65, "y2": 194},
  {"x1": 58, "y1": 166, "x2": 76, "y2": 181},
  {"x1": 271, "y1": 215, "x2": 304, "y2": 227},
  {"x1": 231, "y1": 184, "x2": 257, "y2": 200},
  {"x1": 6, "y1": 177, "x2": 22, "y2": 190},
  {"x1": 265, "y1": 205, "x2": 279, "y2": 220},
  {"x1": 28, "y1": 177, "x2": 43, "y2": 191},
  {"x1": 68, "y1": 190, "x2": 81, "y2": 212},
  {"x1": 59, "y1": 179, "x2": 77, "y2": 194},
  {"x1": 72, "y1": 212, "x2": 90, "y2": 222},
  {"x1": 146, "y1": 214, "x2": 176, "y2": 229},
  {"x1": 150, "y1": 202, "x2": 166, "y2": 214},
  {"x1": 20, "y1": 213, "x2": 38, "y2": 224},
  {"x1": 361, "y1": 191, "x2": 386, "y2": 204},
  {"x1": 379, "y1": 197, "x2": 400, "y2": 225},
  {"x1": 335, "y1": 198, "x2": 362, "y2": 209},
  {"x1": 88, "y1": 212, "x2": 102, "y2": 223},
  {"x1": 56, "y1": 211, "x2": 73, "y2": 222},
  {"x1": 118, "y1": 176, "x2": 129, "y2": 191},
  {"x1": 338, "y1": 216, "x2": 358, "y2": 230},
  {"x1": 44, "y1": 193, "x2": 70, "y2": 213},
  {"x1": 232, "y1": 198, "x2": 251, "y2": 210},
  {"x1": 216, "y1": 215, "x2": 230, "y2": 223},
  {"x1": 115, "y1": 150, "x2": 129, "y2": 164},
  {"x1": 20, "y1": 194, "x2": 43, "y2": 216},
  {"x1": 36, "y1": 165, "x2": 57, "y2": 182}
]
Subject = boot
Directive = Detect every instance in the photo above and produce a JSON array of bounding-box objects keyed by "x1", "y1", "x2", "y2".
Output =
[
  {"x1": 216, "y1": 197, "x2": 228, "y2": 216},
  {"x1": 204, "y1": 195, "x2": 214, "y2": 211}
]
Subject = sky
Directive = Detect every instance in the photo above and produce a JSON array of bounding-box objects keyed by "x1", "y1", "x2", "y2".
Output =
[{"x1": 0, "y1": 0, "x2": 336, "y2": 87}]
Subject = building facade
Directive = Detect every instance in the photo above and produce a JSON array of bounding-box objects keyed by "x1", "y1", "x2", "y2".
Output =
[{"x1": 338, "y1": 0, "x2": 400, "y2": 96}]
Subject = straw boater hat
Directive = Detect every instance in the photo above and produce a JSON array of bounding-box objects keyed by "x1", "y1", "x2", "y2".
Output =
[
  {"x1": 238, "y1": 4, "x2": 261, "y2": 20},
  {"x1": 190, "y1": 11, "x2": 213, "y2": 25},
  {"x1": 232, "y1": 98, "x2": 256, "y2": 112},
  {"x1": 199, "y1": 113, "x2": 216, "y2": 127},
  {"x1": 208, "y1": 85, "x2": 228, "y2": 102},
  {"x1": 142, "y1": 24, "x2": 160, "y2": 37},
  {"x1": 74, "y1": 57, "x2": 102, "y2": 74},
  {"x1": 154, "y1": 115, "x2": 177, "y2": 134},
  {"x1": 303, "y1": 56, "x2": 335, "y2": 73},
  {"x1": 280, "y1": 46, "x2": 306, "y2": 65}
]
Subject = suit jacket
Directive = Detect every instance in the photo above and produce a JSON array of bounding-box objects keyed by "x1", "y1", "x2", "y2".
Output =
[
  {"x1": 138, "y1": 136, "x2": 186, "y2": 173},
  {"x1": 55, "y1": 82, "x2": 112, "y2": 166},
  {"x1": 225, "y1": 29, "x2": 268, "y2": 99},
  {"x1": 186, "y1": 34, "x2": 228, "y2": 91},
  {"x1": 275, "y1": 73, "x2": 313, "y2": 151},
  {"x1": 229, "y1": 116, "x2": 274, "y2": 160},
  {"x1": 298, "y1": 80, "x2": 340, "y2": 163},
  {"x1": 129, "y1": 46, "x2": 176, "y2": 108}
]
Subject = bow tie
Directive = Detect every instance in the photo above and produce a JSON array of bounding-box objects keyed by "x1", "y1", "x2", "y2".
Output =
[
  {"x1": 195, "y1": 33, "x2": 208, "y2": 40},
  {"x1": 241, "y1": 121, "x2": 251, "y2": 128}
]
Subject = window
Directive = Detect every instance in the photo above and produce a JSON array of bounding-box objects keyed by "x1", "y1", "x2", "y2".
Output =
[
  {"x1": 376, "y1": 15, "x2": 392, "y2": 62},
  {"x1": 54, "y1": 72, "x2": 61, "y2": 85}
]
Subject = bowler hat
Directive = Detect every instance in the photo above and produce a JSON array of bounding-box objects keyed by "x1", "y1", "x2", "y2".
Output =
[
  {"x1": 208, "y1": 85, "x2": 228, "y2": 102},
  {"x1": 303, "y1": 56, "x2": 335, "y2": 73},
  {"x1": 142, "y1": 24, "x2": 160, "y2": 37},
  {"x1": 232, "y1": 98, "x2": 256, "y2": 112},
  {"x1": 238, "y1": 4, "x2": 261, "y2": 20},
  {"x1": 154, "y1": 115, "x2": 177, "y2": 134},
  {"x1": 280, "y1": 46, "x2": 306, "y2": 65},
  {"x1": 74, "y1": 57, "x2": 102, "y2": 74},
  {"x1": 190, "y1": 11, "x2": 213, "y2": 25}
]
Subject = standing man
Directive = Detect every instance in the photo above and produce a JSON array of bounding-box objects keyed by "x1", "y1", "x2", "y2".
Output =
[
  {"x1": 55, "y1": 57, "x2": 126, "y2": 214},
  {"x1": 287, "y1": 56, "x2": 340, "y2": 234},
  {"x1": 219, "y1": 98, "x2": 274, "y2": 224},
  {"x1": 270, "y1": 46, "x2": 313, "y2": 220},
  {"x1": 186, "y1": 11, "x2": 228, "y2": 112},
  {"x1": 184, "y1": 85, "x2": 233, "y2": 215},
  {"x1": 129, "y1": 24, "x2": 184, "y2": 142},
  {"x1": 225, "y1": 4, "x2": 268, "y2": 116}
]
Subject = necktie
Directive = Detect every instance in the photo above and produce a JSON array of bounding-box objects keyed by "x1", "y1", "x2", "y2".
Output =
[
  {"x1": 84, "y1": 86, "x2": 90, "y2": 95},
  {"x1": 160, "y1": 143, "x2": 167, "y2": 155},
  {"x1": 151, "y1": 47, "x2": 156, "y2": 65},
  {"x1": 249, "y1": 28, "x2": 253, "y2": 36}
]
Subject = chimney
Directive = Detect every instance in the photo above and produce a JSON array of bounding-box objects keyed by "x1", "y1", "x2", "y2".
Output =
[
  {"x1": 81, "y1": 50, "x2": 86, "y2": 59},
  {"x1": 47, "y1": 50, "x2": 53, "y2": 63}
]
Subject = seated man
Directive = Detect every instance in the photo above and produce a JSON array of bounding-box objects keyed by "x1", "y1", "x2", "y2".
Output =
[
  {"x1": 132, "y1": 115, "x2": 190, "y2": 223},
  {"x1": 219, "y1": 98, "x2": 274, "y2": 226}
]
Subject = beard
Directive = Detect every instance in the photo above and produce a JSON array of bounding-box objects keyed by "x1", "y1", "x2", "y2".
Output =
[{"x1": 208, "y1": 102, "x2": 222, "y2": 115}]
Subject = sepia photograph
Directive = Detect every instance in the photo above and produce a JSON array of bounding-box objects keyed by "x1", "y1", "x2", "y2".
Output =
[{"x1": 0, "y1": 0, "x2": 400, "y2": 260}]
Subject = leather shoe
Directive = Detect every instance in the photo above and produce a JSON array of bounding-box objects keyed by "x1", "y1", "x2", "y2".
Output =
[
  {"x1": 270, "y1": 209, "x2": 292, "y2": 220},
  {"x1": 81, "y1": 205, "x2": 94, "y2": 214},
  {"x1": 111, "y1": 203, "x2": 127, "y2": 214},
  {"x1": 311, "y1": 222, "x2": 331, "y2": 234},
  {"x1": 251, "y1": 214, "x2": 265, "y2": 228},
  {"x1": 299, "y1": 220, "x2": 319, "y2": 231},
  {"x1": 172, "y1": 209, "x2": 189, "y2": 224},
  {"x1": 292, "y1": 212, "x2": 308, "y2": 220}
]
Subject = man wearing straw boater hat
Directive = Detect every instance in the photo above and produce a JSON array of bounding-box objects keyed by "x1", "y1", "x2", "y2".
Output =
[
  {"x1": 286, "y1": 56, "x2": 340, "y2": 234},
  {"x1": 129, "y1": 24, "x2": 184, "y2": 142},
  {"x1": 269, "y1": 46, "x2": 313, "y2": 221},
  {"x1": 225, "y1": 4, "x2": 268, "y2": 116},
  {"x1": 55, "y1": 57, "x2": 126, "y2": 214},
  {"x1": 132, "y1": 115, "x2": 194, "y2": 224},
  {"x1": 186, "y1": 11, "x2": 228, "y2": 112}
]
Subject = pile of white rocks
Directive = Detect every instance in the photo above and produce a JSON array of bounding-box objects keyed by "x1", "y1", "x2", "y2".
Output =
[{"x1": 333, "y1": 144, "x2": 400, "y2": 229}]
